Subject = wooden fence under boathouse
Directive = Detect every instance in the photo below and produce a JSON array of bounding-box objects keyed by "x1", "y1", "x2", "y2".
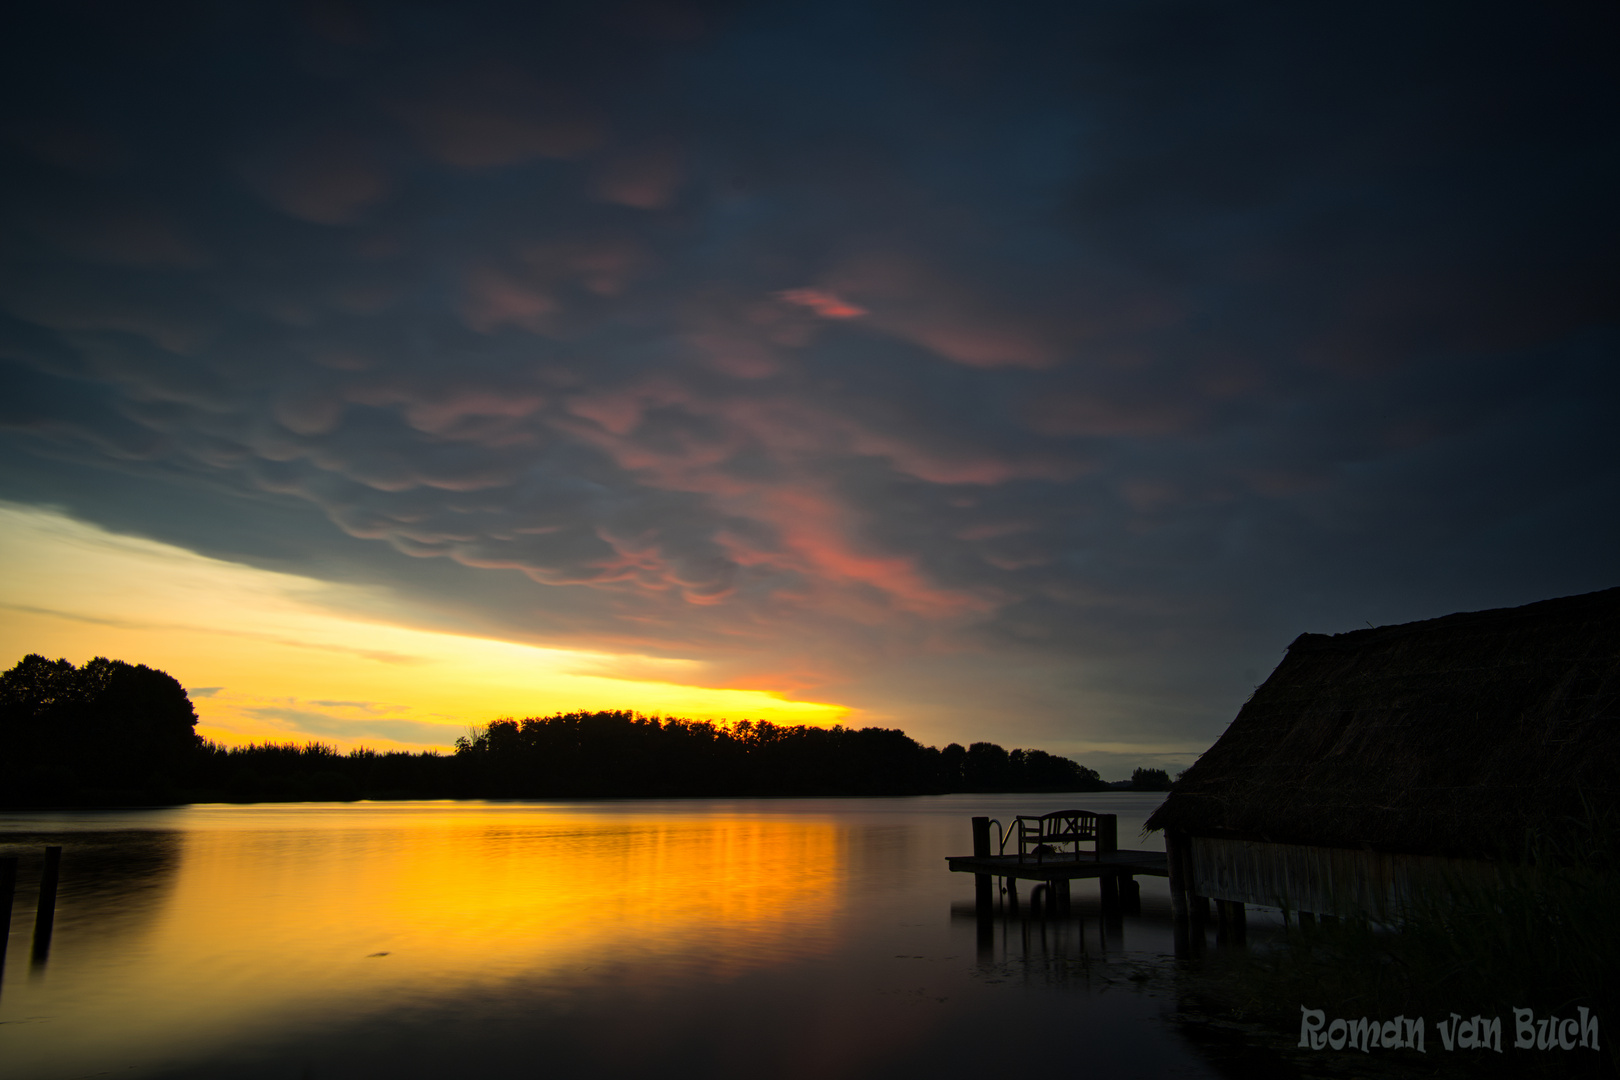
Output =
[{"x1": 1170, "y1": 835, "x2": 1496, "y2": 920}]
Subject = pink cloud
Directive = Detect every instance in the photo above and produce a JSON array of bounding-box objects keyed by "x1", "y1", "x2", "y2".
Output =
[
  {"x1": 776, "y1": 288, "x2": 867, "y2": 319},
  {"x1": 751, "y1": 487, "x2": 994, "y2": 618},
  {"x1": 897, "y1": 323, "x2": 1054, "y2": 369},
  {"x1": 818, "y1": 253, "x2": 1062, "y2": 369},
  {"x1": 273, "y1": 390, "x2": 345, "y2": 436},
  {"x1": 590, "y1": 144, "x2": 684, "y2": 210},
  {"x1": 565, "y1": 379, "x2": 693, "y2": 437},
  {"x1": 685, "y1": 332, "x2": 781, "y2": 378},
  {"x1": 460, "y1": 265, "x2": 557, "y2": 334},
  {"x1": 517, "y1": 236, "x2": 651, "y2": 298},
  {"x1": 404, "y1": 390, "x2": 546, "y2": 435}
]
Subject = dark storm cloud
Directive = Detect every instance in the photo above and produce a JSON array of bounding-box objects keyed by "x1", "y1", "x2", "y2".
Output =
[{"x1": 1, "y1": 0, "x2": 1615, "y2": 765}]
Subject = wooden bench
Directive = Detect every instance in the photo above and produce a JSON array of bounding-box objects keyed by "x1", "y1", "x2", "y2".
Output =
[{"x1": 1014, "y1": 810, "x2": 1103, "y2": 863}]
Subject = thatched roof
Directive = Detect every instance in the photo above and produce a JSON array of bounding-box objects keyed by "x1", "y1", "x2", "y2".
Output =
[{"x1": 1145, "y1": 587, "x2": 1620, "y2": 858}]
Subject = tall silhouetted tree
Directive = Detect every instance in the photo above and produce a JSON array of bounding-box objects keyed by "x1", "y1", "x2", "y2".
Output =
[{"x1": 0, "y1": 654, "x2": 201, "y2": 804}]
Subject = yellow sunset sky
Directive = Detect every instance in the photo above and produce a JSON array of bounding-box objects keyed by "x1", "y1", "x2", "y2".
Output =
[{"x1": 0, "y1": 502, "x2": 849, "y2": 751}]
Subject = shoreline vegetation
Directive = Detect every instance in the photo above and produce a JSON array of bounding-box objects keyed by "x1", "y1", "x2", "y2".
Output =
[{"x1": 1, "y1": 653, "x2": 1173, "y2": 806}]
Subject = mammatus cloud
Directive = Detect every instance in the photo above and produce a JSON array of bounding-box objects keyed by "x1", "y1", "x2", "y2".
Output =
[
  {"x1": 776, "y1": 289, "x2": 867, "y2": 320},
  {"x1": 0, "y1": 0, "x2": 1614, "y2": 770}
]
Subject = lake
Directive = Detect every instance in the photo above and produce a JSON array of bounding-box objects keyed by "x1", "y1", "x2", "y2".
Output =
[{"x1": 1, "y1": 793, "x2": 1236, "y2": 1080}]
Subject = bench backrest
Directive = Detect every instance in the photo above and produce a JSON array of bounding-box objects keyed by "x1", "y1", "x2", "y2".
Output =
[{"x1": 1015, "y1": 810, "x2": 1097, "y2": 854}]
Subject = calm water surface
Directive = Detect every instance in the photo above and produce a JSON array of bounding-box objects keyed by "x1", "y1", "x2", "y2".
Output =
[{"x1": 0, "y1": 793, "x2": 1231, "y2": 1080}]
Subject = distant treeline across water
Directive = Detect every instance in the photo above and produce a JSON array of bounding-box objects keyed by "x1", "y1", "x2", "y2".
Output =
[{"x1": 2, "y1": 654, "x2": 1170, "y2": 804}]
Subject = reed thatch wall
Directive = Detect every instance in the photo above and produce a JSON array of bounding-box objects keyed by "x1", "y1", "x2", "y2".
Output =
[{"x1": 1146, "y1": 587, "x2": 1620, "y2": 859}]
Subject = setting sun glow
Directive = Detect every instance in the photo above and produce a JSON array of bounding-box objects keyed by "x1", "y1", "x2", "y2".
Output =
[{"x1": 0, "y1": 504, "x2": 849, "y2": 750}]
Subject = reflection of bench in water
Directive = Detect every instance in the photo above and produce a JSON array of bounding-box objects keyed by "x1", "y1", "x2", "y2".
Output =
[{"x1": 947, "y1": 812, "x2": 1168, "y2": 917}]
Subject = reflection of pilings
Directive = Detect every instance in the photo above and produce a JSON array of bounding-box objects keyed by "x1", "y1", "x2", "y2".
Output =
[
  {"x1": 1029, "y1": 882, "x2": 1048, "y2": 916},
  {"x1": 1190, "y1": 893, "x2": 1210, "y2": 945},
  {"x1": 1099, "y1": 873, "x2": 1120, "y2": 913},
  {"x1": 1099, "y1": 873, "x2": 1124, "y2": 937},
  {"x1": 971, "y1": 817, "x2": 993, "y2": 914},
  {"x1": 1120, "y1": 875, "x2": 1141, "y2": 915},
  {"x1": 31, "y1": 846, "x2": 61, "y2": 968},
  {"x1": 0, "y1": 856, "x2": 16, "y2": 977}
]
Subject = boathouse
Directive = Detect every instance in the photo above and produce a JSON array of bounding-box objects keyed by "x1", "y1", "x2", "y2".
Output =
[{"x1": 1146, "y1": 587, "x2": 1620, "y2": 928}]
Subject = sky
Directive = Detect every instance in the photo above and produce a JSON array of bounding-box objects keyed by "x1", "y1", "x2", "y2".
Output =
[{"x1": 1, "y1": 0, "x2": 1616, "y2": 776}]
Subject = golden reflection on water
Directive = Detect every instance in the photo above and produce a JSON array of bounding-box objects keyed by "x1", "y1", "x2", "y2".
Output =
[{"x1": 0, "y1": 805, "x2": 846, "y2": 1079}]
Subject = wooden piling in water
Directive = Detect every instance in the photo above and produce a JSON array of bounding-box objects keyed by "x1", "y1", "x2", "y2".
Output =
[
  {"x1": 1166, "y1": 831, "x2": 1191, "y2": 954},
  {"x1": 1097, "y1": 814, "x2": 1118, "y2": 856},
  {"x1": 1216, "y1": 898, "x2": 1248, "y2": 944},
  {"x1": 31, "y1": 846, "x2": 60, "y2": 966},
  {"x1": 971, "y1": 817, "x2": 993, "y2": 914}
]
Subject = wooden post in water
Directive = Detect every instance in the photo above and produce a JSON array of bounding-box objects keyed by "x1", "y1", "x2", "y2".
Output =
[
  {"x1": 1166, "y1": 831, "x2": 1190, "y2": 955},
  {"x1": 1181, "y1": 836, "x2": 1208, "y2": 953},
  {"x1": 31, "y1": 846, "x2": 61, "y2": 967},
  {"x1": 1190, "y1": 893, "x2": 1210, "y2": 941},
  {"x1": 1120, "y1": 875, "x2": 1141, "y2": 914},
  {"x1": 1228, "y1": 900, "x2": 1247, "y2": 945},
  {"x1": 1097, "y1": 814, "x2": 1118, "y2": 856},
  {"x1": 970, "y1": 817, "x2": 993, "y2": 915},
  {"x1": 0, "y1": 856, "x2": 16, "y2": 973}
]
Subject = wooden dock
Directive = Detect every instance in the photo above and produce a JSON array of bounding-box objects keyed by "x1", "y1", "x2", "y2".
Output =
[
  {"x1": 947, "y1": 812, "x2": 1167, "y2": 918},
  {"x1": 946, "y1": 849, "x2": 1168, "y2": 881}
]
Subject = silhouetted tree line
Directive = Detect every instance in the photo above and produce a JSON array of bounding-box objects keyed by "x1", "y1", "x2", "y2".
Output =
[
  {"x1": 451, "y1": 714, "x2": 1105, "y2": 798},
  {"x1": 1, "y1": 655, "x2": 1110, "y2": 804},
  {"x1": 1130, "y1": 767, "x2": 1173, "y2": 791}
]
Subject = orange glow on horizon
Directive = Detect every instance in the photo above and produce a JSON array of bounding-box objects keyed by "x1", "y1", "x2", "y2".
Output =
[{"x1": 0, "y1": 503, "x2": 852, "y2": 750}]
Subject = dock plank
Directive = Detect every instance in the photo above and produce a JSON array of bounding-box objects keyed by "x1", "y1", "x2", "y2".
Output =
[{"x1": 946, "y1": 849, "x2": 1168, "y2": 881}]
